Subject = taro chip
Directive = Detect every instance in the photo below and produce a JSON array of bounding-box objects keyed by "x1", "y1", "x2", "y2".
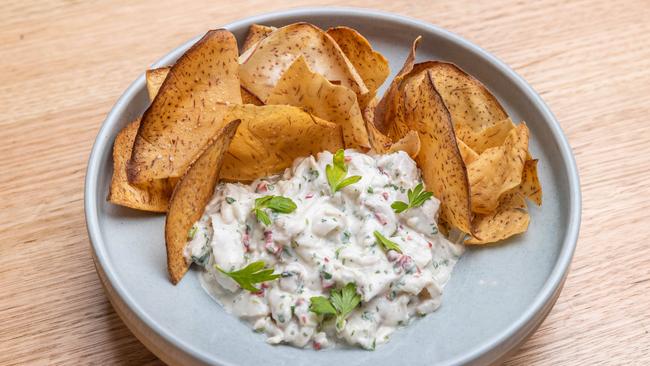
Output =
[
  {"x1": 240, "y1": 87, "x2": 263, "y2": 106},
  {"x1": 374, "y1": 36, "x2": 421, "y2": 133},
  {"x1": 456, "y1": 138, "x2": 479, "y2": 165},
  {"x1": 457, "y1": 117, "x2": 516, "y2": 154},
  {"x1": 361, "y1": 97, "x2": 391, "y2": 153},
  {"x1": 467, "y1": 123, "x2": 530, "y2": 214},
  {"x1": 108, "y1": 119, "x2": 174, "y2": 212},
  {"x1": 400, "y1": 70, "x2": 473, "y2": 234},
  {"x1": 220, "y1": 105, "x2": 345, "y2": 181},
  {"x1": 266, "y1": 55, "x2": 370, "y2": 150},
  {"x1": 128, "y1": 29, "x2": 241, "y2": 184},
  {"x1": 466, "y1": 193, "x2": 530, "y2": 245},
  {"x1": 388, "y1": 131, "x2": 421, "y2": 158},
  {"x1": 146, "y1": 65, "x2": 262, "y2": 106},
  {"x1": 242, "y1": 24, "x2": 276, "y2": 52},
  {"x1": 166, "y1": 120, "x2": 240, "y2": 284},
  {"x1": 145, "y1": 67, "x2": 170, "y2": 101},
  {"x1": 518, "y1": 159, "x2": 542, "y2": 205},
  {"x1": 326, "y1": 26, "x2": 390, "y2": 108},
  {"x1": 239, "y1": 22, "x2": 368, "y2": 103},
  {"x1": 425, "y1": 62, "x2": 508, "y2": 132}
]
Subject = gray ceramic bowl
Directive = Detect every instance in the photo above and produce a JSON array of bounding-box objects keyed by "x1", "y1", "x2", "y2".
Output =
[{"x1": 85, "y1": 7, "x2": 580, "y2": 366}]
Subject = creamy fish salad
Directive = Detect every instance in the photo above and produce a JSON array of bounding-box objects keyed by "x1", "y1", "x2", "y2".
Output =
[{"x1": 184, "y1": 150, "x2": 463, "y2": 350}]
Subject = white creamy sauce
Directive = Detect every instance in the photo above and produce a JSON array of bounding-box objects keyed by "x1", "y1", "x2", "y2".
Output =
[{"x1": 184, "y1": 150, "x2": 463, "y2": 350}]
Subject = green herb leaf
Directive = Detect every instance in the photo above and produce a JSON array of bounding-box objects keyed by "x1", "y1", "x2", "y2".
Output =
[
  {"x1": 309, "y1": 296, "x2": 337, "y2": 316},
  {"x1": 254, "y1": 208, "x2": 272, "y2": 226},
  {"x1": 216, "y1": 261, "x2": 281, "y2": 292},
  {"x1": 390, "y1": 201, "x2": 409, "y2": 213},
  {"x1": 252, "y1": 195, "x2": 297, "y2": 225},
  {"x1": 187, "y1": 225, "x2": 198, "y2": 240},
  {"x1": 373, "y1": 231, "x2": 402, "y2": 253},
  {"x1": 309, "y1": 283, "x2": 361, "y2": 332},
  {"x1": 326, "y1": 149, "x2": 362, "y2": 193},
  {"x1": 265, "y1": 196, "x2": 297, "y2": 213},
  {"x1": 391, "y1": 183, "x2": 433, "y2": 213}
]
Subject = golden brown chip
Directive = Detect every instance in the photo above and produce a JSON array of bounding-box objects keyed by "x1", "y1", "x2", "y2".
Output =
[
  {"x1": 239, "y1": 23, "x2": 368, "y2": 103},
  {"x1": 458, "y1": 117, "x2": 516, "y2": 154},
  {"x1": 400, "y1": 70, "x2": 473, "y2": 234},
  {"x1": 145, "y1": 66, "x2": 262, "y2": 107},
  {"x1": 108, "y1": 119, "x2": 174, "y2": 212},
  {"x1": 241, "y1": 87, "x2": 263, "y2": 105},
  {"x1": 362, "y1": 97, "x2": 391, "y2": 153},
  {"x1": 266, "y1": 55, "x2": 370, "y2": 150},
  {"x1": 467, "y1": 123, "x2": 530, "y2": 214},
  {"x1": 326, "y1": 26, "x2": 389, "y2": 108},
  {"x1": 517, "y1": 159, "x2": 542, "y2": 205},
  {"x1": 457, "y1": 138, "x2": 479, "y2": 165},
  {"x1": 166, "y1": 119, "x2": 240, "y2": 284},
  {"x1": 374, "y1": 36, "x2": 421, "y2": 133},
  {"x1": 465, "y1": 193, "x2": 530, "y2": 245},
  {"x1": 242, "y1": 24, "x2": 276, "y2": 52},
  {"x1": 220, "y1": 105, "x2": 345, "y2": 181},
  {"x1": 128, "y1": 29, "x2": 241, "y2": 184},
  {"x1": 424, "y1": 61, "x2": 508, "y2": 132},
  {"x1": 388, "y1": 131, "x2": 421, "y2": 158},
  {"x1": 145, "y1": 67, "x2": 170, "y2": 101}
]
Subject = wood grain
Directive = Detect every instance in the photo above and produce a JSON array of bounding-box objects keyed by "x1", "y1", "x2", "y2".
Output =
[{"x1": 1, "y1": 0, "x2": 649, "y2": 364}]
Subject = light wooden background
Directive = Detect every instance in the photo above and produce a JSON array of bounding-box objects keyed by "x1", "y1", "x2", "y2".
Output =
[{"x1": 1, "y1": 0, "x2": 649, "y2": 365}]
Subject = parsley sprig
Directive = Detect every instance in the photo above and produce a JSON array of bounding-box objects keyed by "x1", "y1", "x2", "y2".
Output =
[
  {"x1": 310, "y1": 283, "x2": 361, "y2": 331},
  {"x1": 252, "y1": 195, "x2": 297, "y2": 225},
  {"x1": 391, "y1": 183, "x2": 433, "y2": 213},
  {"x1": 373, "y1": 231, "x2": 402, "y2": 253},
  {"x1": 216, "y1": 261, "x2": 281, "y2": 292},
  {"x1": 326, "y1": 149, "x2": 362, "y2": 193}
]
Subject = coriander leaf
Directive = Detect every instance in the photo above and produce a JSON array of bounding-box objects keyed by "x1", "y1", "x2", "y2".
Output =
[
  {"x1": 373, "y1": 231, "x2": 402, "y2": 253},
  {"x1": 252, "y1": 195, "x2": 297, "y2": 225},
  {"x1": 309, "y1": 296, "x2": 337, "y2": 315},
  {"x1": 326, "y1": 149, "x2": 361, "y2": 193},
  {"x1": 391, "y1": 183, "x2": 433, "y2": 213},
  {"x1": 390, "y1": 201, "x2": 409, "y2": 213},
  {"x1": 216, "y1": 260, "x2": 280, "y2": 292}
]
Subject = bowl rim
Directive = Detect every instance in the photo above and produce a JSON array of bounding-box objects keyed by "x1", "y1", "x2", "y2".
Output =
[{"x1": 84, "y1": 6, "x2": 581, "y2": 365}]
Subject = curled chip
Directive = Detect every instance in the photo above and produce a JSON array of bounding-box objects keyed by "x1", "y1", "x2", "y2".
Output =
[
  {"x1": 166, "y1": 120, "x2": 240, "y2": 284},
  {"x1": 326, "y1": 26, "x2": 390, "y2": 109},
  {"x1": 362, "y1": 97, "x2": 391, "y2": 153},
  {"x1": 145, "y1": 67, "x2": 169, "y2": 101},
  {"x1": 468, "y1": 123, "x2": 530, "y2": 214},
  {"x1": 108, "y1": 119, "x2": 174, "y2": 212},
  {"x1": 239, "y1": 22, "x2": 368, "y2": 103},
  {"x1": 128, "y1": 29, "x2": 241, "y2": 184},
  {"x1": 457, "y1": 138, "x2": 479, "y2": 165},
  {"x1": 241, "y1": 24, "x2": 276, "y2": 52},
  {"x1": 399, "y1": 70, "x2": 473, "y2": 234},
  {"x1": 266, "y1": 55, "x2": 370, "y2": 150},
  {"x1": 388, "y1": 131, "x2": 421, "y2": 158},
  {"x1": 421, "y1": 61, "x2": 508, "y2": 132},
  {"x1": 220, "y1": 105, "x2": 345, "y2": 181},
  {"x1": 146, "y1": 65, "x2": 262, "y2": 107},
  {"x1": 465, "y1": 193, "x2": 530, "y2": 245},
  {"x1": 515, "y1": 159, "x2": 542, "y2": 205},
  {"x1": 374, "y1": 36, "x2": 421, "y2": 133},
  {"x1": 459, "y1": 117, "x2": 516, "y2": 154}
]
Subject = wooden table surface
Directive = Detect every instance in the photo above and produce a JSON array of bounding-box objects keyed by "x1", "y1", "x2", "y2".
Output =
[{"x1": 2, "y1": 0, "x2": 649, "y2": 364}]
